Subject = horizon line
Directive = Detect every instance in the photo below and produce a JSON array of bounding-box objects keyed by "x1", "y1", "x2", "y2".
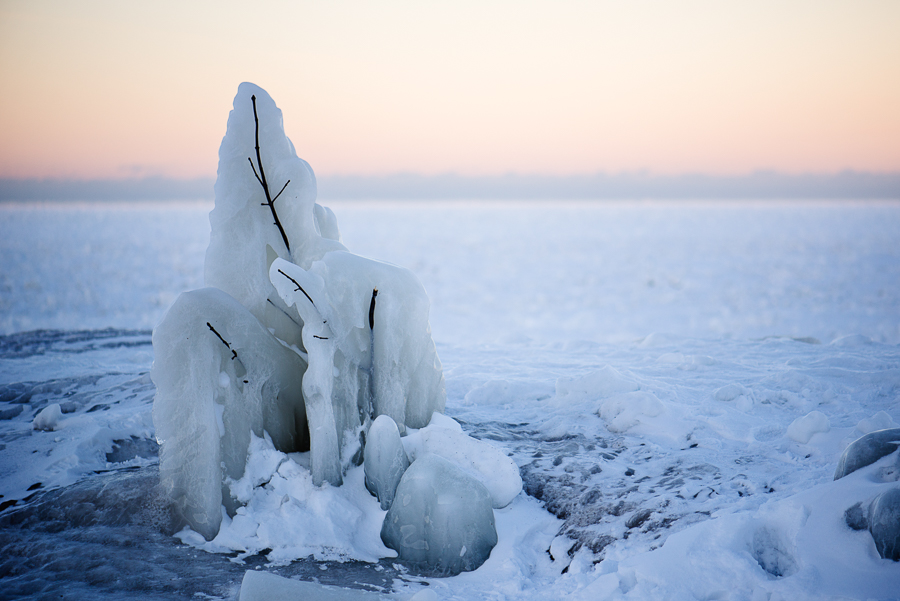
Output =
[{"x1": 1, "y1": 170, "x2": 899, "y2": 201}]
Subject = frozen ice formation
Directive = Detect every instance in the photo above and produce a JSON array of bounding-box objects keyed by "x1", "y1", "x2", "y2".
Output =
[
  {"x1": 152, "y1": 82, "x2": 511, "y2": 574},
  {"x1": 786, "y1": 410, "x2": 830, "y2": 444},
  {"x1": 152, "y1": 287, "x2": 307, "y2": 539},
  {"x1": 402, "y1": 413, "x2": 522, "y2": 509},
  {"x1": 867, "y1": 487, "x2": 900, "y2": 561},
  {"x1": 380, "y1": 453, "x2": 498, "y2": 575},
  {"x1": 32, "y1": 403, "x2": 62, "y2": 431},
  {"x1": 239, "y1": 570, "x2": 438, "y2": 600},
  {"x1": 152, "y1": 83, "x2": 445, "y2": 540},
  {"x1": 364, "y1": 415, "x2": 409, "y2": 510},
  {"x1": 834, "y1": 428, "x2": 900, "y2": 480}
]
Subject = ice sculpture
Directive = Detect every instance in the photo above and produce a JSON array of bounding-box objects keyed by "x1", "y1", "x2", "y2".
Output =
[
  {"x1": 380, "y1": 453, "x2": 498, "y2": 575},
  {"x1": 152, "y1": 83, "x2": 445, "y2": 539}
]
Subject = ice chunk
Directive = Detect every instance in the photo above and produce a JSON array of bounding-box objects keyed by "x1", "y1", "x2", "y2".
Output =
[
  {"x1": 239, "y1": 570, "x2": 390, "y2": 600},
  {"x1": 867, "y1": 487, "x2": 900, "y2": 561},
  {"x1": 555, "y1": 365, "x2": 639, "y2": 402},
  {"x1": 381, "y1": 453, "x2": 497, "y2": 575},
  {"x1": 835, "y1": 429, "x2": 900, "y2": 480},
  {"x1": 713, "y1": 383, "x2": 746, "y2": 402},
  {"x1": 786, "y1": 410, "x2": 830, "y2": 444},
  {"x1": 152, "y1": 287, "x2": 308, "y2": 539},
  {"x1": 364, "y1": 415, "x2": 409, "y2": 510},
  {"x1": 402, "y1": 415, "x2": 521, "y2": 509},
  {"x1": 857, "y1": 411, "x2": 897, "y2": 434},
  {"x1": 597, "y1": 391, "x2": 665, "y2": 433},
  {"x1": 32, "y1": 403, "x2": 62, "y2": 431},
  {"x1": 239, "y1": 570, "x2": 436, "y2": 600}
]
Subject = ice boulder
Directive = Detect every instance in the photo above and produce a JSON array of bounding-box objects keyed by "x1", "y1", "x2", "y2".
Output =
[
  {"x1": 381, "y1": 453, "x2": 497, "y2": 575},
  {"x1": 364, "y1": 415, "x2": 409, "y2": 510},
  {"x1": 786, "y1": 410, "x2": 830, "y2": 444},
  {"x1": 834, "y1": 429, "x2": 900, "y2": 480},
  {"x1": 402, "y1": 414, "x2": 522, "y2": 509},
  {"x1": 868, "y1": 487, "x2": 900, "y2": 561},
  {"x1": 32, "y1": 403, "x2": 62, "y2": 431}
]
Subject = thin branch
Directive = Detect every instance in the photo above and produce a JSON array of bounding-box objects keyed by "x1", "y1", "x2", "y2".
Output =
[
  {"x1": 272, "y1": 179, "x2": 291, "y2": 203},
  {"x1": 207, "y1": 322, "x2": 238, "y2": 361},
  {"x1": 249, "y1": 94, "x2": 291, "y2": 252},
  {"x1": 277, "y1": 269, "x2": 316, "y2": 307},
  {"x1": 368, "y1": 288, "x2": 378, "y2": 330},
  {"x1": 247, "y1": 157, "x2": 263, "y2": 186}
]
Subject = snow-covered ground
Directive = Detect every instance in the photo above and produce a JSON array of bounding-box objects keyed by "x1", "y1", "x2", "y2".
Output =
[{"x1": 1, "y1": 199, "x2": 899, "y2": 599}]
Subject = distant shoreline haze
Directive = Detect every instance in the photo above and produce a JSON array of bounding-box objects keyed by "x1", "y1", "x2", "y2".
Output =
[{"x1": 1, "y1": 171, "x2": 899, "y2": 201}]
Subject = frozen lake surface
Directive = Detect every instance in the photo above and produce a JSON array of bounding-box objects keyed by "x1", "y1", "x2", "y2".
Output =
[{"x1": 1, "y1": 200, "x2": 899, "y2": 599}]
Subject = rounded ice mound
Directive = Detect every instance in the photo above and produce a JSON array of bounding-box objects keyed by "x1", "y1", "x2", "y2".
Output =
[
  {"x1": 834, "y1": 429, "x2": 900, "y2": 480},
  {"x1": 32, "y1": 403, "x2": 62, "y2": 431},
  {"x1": 381, "y1": 453, "x2": 497, "y2": 575},
  {"x1": 786, "y1": 410, "x2": 830, "y2": 444},
  {"x1": 403, "y1": 415, "x2": 522, "y2": 509},
  {"x1": 868, "y1": 487, "x2": 900, "y2": 561},
  {"x1": 364, "y1": 415, "x2": 409, "y2": 510}
]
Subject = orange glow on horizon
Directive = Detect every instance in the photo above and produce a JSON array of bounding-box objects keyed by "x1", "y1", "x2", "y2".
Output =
[{"x1": 1, "y1": 0, "x2": 898, "y2": 180}]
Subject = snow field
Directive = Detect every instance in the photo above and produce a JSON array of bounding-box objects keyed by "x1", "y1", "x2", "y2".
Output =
[{"x1": 1, "y1": 199, "x2": 899, "y2": 599}]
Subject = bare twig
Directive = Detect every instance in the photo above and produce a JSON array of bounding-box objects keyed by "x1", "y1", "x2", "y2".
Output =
[
  {"x1": 368, "y1": 288, "x2": 378, "y2": 330},
  {"x1": 249, "y1": 94, "x2": 291, "y2": 252},
  {"x1": 277, "y1": 269, "x2": 316, "y2": 306},
  {"x1": 207, "y1": 322, "x2": 238, "y2": 361}
]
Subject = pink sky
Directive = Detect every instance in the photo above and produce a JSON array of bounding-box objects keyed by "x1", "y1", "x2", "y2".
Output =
[{"x1": 1, "y1": 0, "x2": 898, "y2": 180}]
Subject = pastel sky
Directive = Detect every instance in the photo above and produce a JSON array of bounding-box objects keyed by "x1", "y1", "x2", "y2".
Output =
[{"x1": 1, "y1": 0, "x2": 898, "y2": 179}]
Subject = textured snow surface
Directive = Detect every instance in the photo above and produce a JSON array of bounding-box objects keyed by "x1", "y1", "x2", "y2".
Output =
[{"x1": 1, "y1": 200, "x2": 900, "y2": 599}]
